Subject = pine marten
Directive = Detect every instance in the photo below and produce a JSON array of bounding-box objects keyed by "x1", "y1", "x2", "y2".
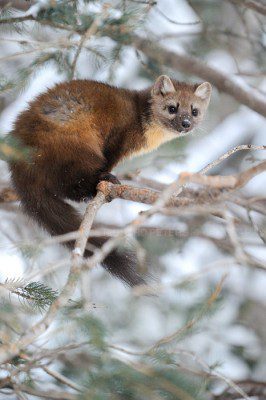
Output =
[{"x1": 8, "y1": 75, "x2": 212, "y2": 286}]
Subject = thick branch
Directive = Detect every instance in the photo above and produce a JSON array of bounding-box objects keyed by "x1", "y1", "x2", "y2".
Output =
[
  {"x1": 97, "y1": 181, "x2": 192, "y2": 206},
  {"x1": 133, "y1": 37, "x2": 266, "y2": 117},
  {"x1": 2, "y1": 160, "x2": 266, "y2": 207}
]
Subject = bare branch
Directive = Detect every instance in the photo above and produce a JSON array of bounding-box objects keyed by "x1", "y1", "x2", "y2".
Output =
[
  {"x1": 179, "y1": 160, "x2": 266, "y2": 189},
  {"x1": 42, "y1": 365, "x2": 83, "y2": 392},
  {"x1": 97, "y1": 181, "x2": 192, "y2": 206},
  {"x1": 199, "y1": 144, "x2": 266, "y2": 174},
  {"x1": 155, "y1": 7, "x2": 201, "y2": 25}
]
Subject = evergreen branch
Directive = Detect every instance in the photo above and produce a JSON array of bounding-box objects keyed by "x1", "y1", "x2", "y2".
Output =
[
  {"x1": 1, "y1": 279, "x2": 58, "y2": 312},
  {"x1": 0, "y1": 13, "x2": 75, "y2": 32}
]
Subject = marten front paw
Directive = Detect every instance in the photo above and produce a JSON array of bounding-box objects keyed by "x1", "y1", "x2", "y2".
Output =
[{"x1": 99, "y1": 172, "x2": 121, "y2": 185}]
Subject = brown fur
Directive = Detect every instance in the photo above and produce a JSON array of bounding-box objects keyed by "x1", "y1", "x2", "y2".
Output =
[{"x1": 8, "y1": 76, "x2": 211, "y2": 286}]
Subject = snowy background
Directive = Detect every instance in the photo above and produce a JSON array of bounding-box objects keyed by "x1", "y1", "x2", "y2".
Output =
[{"x1": 0, "y1": 0, "x2": 265, "y2": 397}]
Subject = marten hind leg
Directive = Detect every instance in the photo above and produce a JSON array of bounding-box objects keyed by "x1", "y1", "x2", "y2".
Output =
[
  {"x1": 59, "y1": 153, "x2": 107, "y2": 202},
  {"x1": 98, "y1": 172, "x2": 121, "y2": 185},
  {"x1": 67, "y1": 171, "x2": 121, "y2": 202}
]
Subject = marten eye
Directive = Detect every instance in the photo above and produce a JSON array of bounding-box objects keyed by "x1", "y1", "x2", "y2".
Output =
[
  {"x1": 168, "y1": 105, "x2": 177, "y2": 114},
  {"x1": 192, "y1": 108, "x2": 199, "y2": 117}
]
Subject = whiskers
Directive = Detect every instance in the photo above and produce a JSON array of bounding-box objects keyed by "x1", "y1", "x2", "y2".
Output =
[{"x1": 189, "y1": 113, "x2": 212, "y2": 137}]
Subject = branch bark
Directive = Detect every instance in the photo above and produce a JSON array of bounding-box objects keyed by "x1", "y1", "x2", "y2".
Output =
[
  {"x1": 1, "y1": 159, "x2": 266, "y2": 206},
  {"x1": 97, "y1": 181, "x2": 193, "y2": 206}
]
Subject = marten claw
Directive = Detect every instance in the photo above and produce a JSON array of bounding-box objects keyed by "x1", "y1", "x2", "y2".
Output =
[{"x1": 99, "y1": 173, "x2": 121, "y2": 185}]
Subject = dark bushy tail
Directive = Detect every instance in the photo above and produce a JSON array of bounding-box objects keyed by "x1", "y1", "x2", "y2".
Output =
[
  {"x1": 19, "y1": 189, "x2": 145, "y2": 286},
  {"x1": 90, "y1": 237, "x2": 145, "y2": 286}
]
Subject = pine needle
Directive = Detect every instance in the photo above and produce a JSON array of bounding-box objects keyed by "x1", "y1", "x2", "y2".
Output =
[{"x1": 1, "y1": 279, "x2": 58, "y2": 312}]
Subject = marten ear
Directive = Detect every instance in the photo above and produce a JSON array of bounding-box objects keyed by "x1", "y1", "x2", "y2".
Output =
[
  {"x1": 152, "y1": 75, "x2": 176, "y2": 96},
  {"x1": 194, "y1": 82, "x2": 212, "y2": 101}
]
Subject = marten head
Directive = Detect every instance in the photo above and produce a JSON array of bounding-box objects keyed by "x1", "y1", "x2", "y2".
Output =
[{"x1": 150, "y1": 75, "x2": 212, "y2": 135}]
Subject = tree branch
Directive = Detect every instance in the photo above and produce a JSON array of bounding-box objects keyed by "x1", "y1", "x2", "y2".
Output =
[
  {"x1": 199, "y1": 144, "x2": 266, "y2": 174},
  {"x1": 97, "y1": 181, "x2": 193, "y2": 206},
  {"x1": 231, "y1": 0, "x2": 266, "y2": 16},
  {"x1": 42, "y1": 365, "x2": 83, "y2": 393},
  {"x1": 178, "y1": 160, "x2": 266, "y2": 189}
]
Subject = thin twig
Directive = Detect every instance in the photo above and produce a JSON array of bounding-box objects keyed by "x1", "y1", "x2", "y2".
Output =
[
  {"x1": 199, "y1": 145, "x2": 266, "y2": 174},
  {"x1": 155, "y1": 7, "x2": 201, "y2": 25},
  {"x1": 70, "y1": 16, "x2": 102, "y2": 79},
  {"x1": 42, "y1": 365, "x2": 83, "y2": 392}
]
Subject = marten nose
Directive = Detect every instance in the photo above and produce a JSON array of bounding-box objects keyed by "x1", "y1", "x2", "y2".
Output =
[{"x1": 181, "y1": 119, "x2": 191, "y2": 128}]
